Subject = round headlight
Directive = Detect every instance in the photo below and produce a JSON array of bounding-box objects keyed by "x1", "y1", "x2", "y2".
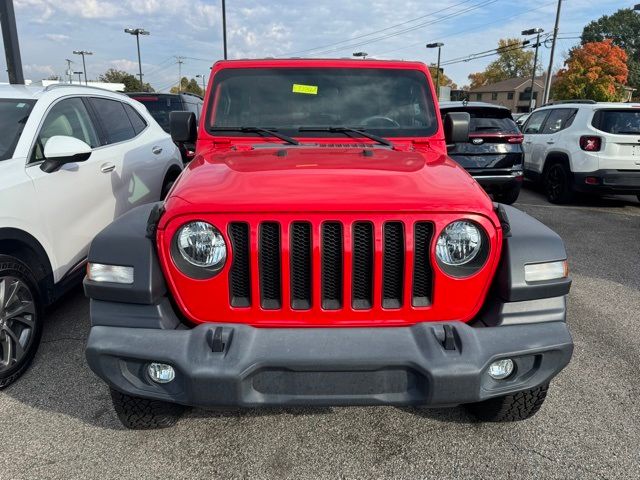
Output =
[
  {"x1": 436, "y1": 221, "x2": 482, "y2": 266},
  {"x1": 173, "y1": 222, "x2": 226, "y2": 277}
]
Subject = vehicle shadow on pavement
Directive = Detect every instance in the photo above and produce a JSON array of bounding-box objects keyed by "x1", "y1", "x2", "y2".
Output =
[{"x1": 521, "y1": 181, "x2": 640, "y2": 209}]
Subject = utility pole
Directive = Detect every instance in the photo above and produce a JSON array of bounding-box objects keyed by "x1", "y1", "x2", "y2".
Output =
[
  {"x1": 0, "y1": 0, "x2": 24, "y2": 84},
  {"x1": 65, "y1": 58, "x2": 73, "y2": 84},
  {"x1": 176, "y1": 56, "x2": 184, "y2": 92},
  {"x1": 542, "y1": 0, "x2": 563, "y2": 105},
  {"x1": 73, "y1": 50, "x2": 93, "y2": 85},
  {"x1": 522, "y1": 28, "x2": 543, "y2": 112},
  {"x1": 222, "y1": 0, "x2": 228, "y2": 59},
  {"x1": 124, "y1": 28, "x2": 150, "y2": 91}
]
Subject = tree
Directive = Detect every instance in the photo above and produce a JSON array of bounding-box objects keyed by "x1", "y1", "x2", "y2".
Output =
[
  {"x1": 428, "y1": 66, "x2": 457, "y2": 89},
  {"x1": 170, "y1": 77, "x2": 204, "y2": 96},
  {"x1": 98, "y1": 68, "x2": 153, "y2": 92},
  {"x1": 467, "y1": 38, "x2": 538, "y2": 88},
  {"x1": 551, "y1": 40, "x2": 628, "y2": 102},
  {"x1": 582, "y1": 8, "x2": 640, "y2": 98}
]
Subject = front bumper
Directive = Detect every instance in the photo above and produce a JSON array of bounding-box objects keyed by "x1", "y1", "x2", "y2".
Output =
[
  {"x1": 573, "y1": 169, "x2": 640, "y2": 195},
  {"x1": 86, "y1": 308, "x2": 573, "y2": 409}
]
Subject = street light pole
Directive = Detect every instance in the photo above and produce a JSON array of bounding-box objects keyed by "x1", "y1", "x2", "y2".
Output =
[
  {"x1": 74, "y1": 71, "x2": 83, "y2": 84},
  {"x1": 542, "y1": 0, "x2": 563, "y2": 104},
  {"x1": 522, "y1": 28, "x2": 543, "y2": 112},
  {"x1": 426, "y1": 42, "x2": 444, "y2": 99},
  {"x1": 196, "y1": 74, "x2": 206, "y2": 93},
  {"x1": 124, "y1": 28, "x2": 150, "y2": 91},
  {"x1": 0, "y1": 0, "x2": 24, "y2": 84},
  {"x1": 73, "y1": 50, "x2": 93, "y2": 85},
  {"x1": 222, "y1": 0, "x2": 228, "y2": 59}
]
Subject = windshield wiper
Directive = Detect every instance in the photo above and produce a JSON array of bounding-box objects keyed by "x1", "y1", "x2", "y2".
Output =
[
  {"x1": 298, "y1": 126, "x2": 393, "y2": 147},
  {"x1": 210, "y1": 126, "x2": 299, "y2": 145}
]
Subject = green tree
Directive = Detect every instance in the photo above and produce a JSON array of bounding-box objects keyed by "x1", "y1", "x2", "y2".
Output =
[
  {"x1": 170, "y1": 77, "x2": 204, "y2": 96},
  {"x1": 468, "y1": 38, "x2": 539, "y2": 87},
  {"x1": 428, "y1": 66, "x2": 457, "y2": 89},
  {"x1": 98, "y1": 68, "x2": 153, "y2": 92},
  {"x1": 582, "y1": 8, "x2": 640, "y2": 99}
]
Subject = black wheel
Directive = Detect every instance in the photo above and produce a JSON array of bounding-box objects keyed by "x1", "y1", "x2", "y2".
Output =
[
  {"x1": 544, "y1": 163, "x2": 573, "y2": 204},
  {"x1": 493, "y1": 184, "x2": 521, "y2": 205},
  {"x1": 160, "y1": 177, "x2": 175, "y2": 201},
  {"x1": 465, "y1": 384, "x2": 549, "y2": 422},
  {"x1": 110, "y1": 388, "x2": 186, "y2": 429},
  {"x1": 0, "y1": 255, "x2": 43, "y2": 389}
]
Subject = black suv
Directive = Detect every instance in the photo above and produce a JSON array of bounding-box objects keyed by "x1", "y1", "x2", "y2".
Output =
[
  {"x1": 127, "y1": 92, "x2": 203, "y2": 162},
  {"x1": 440, "y1": 101, "x2": 524, "y2": 204}
]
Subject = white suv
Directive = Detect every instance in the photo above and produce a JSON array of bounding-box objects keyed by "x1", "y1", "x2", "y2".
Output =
[
  {"x1": 0, "y1": 84, "x2": 182, "y2": 387},
  {"x1": 522, "y1": 101, "x2": 640, "y2": 203}
]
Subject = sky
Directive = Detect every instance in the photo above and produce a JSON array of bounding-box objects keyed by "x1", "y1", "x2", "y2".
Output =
[{"x1": 4, "y1": 0, "x2": 631, "y2": 91}]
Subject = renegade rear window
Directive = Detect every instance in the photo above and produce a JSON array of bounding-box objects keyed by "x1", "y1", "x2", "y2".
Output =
[
  {"x1": 0, "y1": 99, "x2": 35, "y2": 161},
  {"x1": 441, "y1": 107, "x2": 518, "y2": 134},
  {"x1": 592, "y1": 109, "x2": 640, "y2": 135},
  {"x1": 207, "y1": 67, "x2": 437, "y2": 138}
]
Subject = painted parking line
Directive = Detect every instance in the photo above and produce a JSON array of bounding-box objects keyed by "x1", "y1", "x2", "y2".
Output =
[{"x1": 516, "y1": 202, "x2": 640, "y2": 217}]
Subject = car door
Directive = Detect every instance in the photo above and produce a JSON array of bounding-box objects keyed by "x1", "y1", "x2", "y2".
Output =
[
  {"x1": 522, "y1": 109, "x2": 551, "y2": 173},
  {"x1": 25, "y1": 96, "x2": 119, "y2": 277},
  {"x1": 87, "y1": 97, "x2": 161, "y2": 216}
]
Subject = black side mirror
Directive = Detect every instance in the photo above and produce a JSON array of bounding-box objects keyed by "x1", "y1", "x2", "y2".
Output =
[
  {"x1": 444, "y1": 112, "x2": 470, "y2": 144},
  {"x1": 170, "y1": 111, "x2": 197, "y2": 143}
]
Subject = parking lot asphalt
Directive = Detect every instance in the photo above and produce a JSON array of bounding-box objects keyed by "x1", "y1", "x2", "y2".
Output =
[{"x1": 1, "y1": 186, "x2": 639, "y2": 480}]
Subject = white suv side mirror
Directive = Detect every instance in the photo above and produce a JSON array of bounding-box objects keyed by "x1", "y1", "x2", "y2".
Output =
[{"x1": 41, "y1": 135, "x2": 92, "y2": 173}]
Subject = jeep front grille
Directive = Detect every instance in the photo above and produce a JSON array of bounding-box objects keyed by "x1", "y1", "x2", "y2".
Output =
[{"x1": 228, "y1": 220, "x2": 433, "y2": 312}]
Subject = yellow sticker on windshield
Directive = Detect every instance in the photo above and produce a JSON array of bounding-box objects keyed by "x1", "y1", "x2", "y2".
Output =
[{"x1": 292, "y1": 83, "x2": 318, "y2": 95}]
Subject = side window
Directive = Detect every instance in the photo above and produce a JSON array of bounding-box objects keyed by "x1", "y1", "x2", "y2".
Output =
[
  {"x1": 523, "y1": 110, "x2": 549, "y2": 134},
  {"x1": 89, "y1": 97, "x2": 136, "y2": 144},
  {"x1": 541, "y1": 108, "x2": 578, "y2": 134},
  {"x1": 32, "y1": 97, "x2": 99, "y2": 162},
  {"x1": 123, "y1": 103, "x2": 147, "y2": 135}
]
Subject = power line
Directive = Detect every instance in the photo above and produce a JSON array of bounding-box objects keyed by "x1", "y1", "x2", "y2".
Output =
[
  {"x1": 305, "y1": 0, "x2": 500, "y2": 57},
  {"x1": 282, "y1": 0, "x2": 477, "y2": 56},
  {"x1": 372, "y1": 0, "x2": 558, "y2": 57}
]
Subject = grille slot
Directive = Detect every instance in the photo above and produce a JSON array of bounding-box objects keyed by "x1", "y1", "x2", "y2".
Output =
[
  {"x1": 321, "y1": 222, "x2": 343, "y2": 310},
  {"x1": 259, "y1": 222, "x2": 281, "y2": 309},
  {"x1": 290, "y1": 222, "x2": 312, "y2": 310},
  {"x1": 382, "y1": 222, "x2": 405, "y2": 309},
  {"x1": 352, "y1": 222, "x2": 374, "y2": 309},
  {"x1": 228, "y1": 223, "x2": 251, "y2": 307},
  {"x1": 412, "y1": 222, "x2": 433, "y2": 307}
]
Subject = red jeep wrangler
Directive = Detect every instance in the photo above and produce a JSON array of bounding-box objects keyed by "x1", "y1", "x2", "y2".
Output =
[{"x1": 84, "y1": 59, "x2": 573, "y2": 429}]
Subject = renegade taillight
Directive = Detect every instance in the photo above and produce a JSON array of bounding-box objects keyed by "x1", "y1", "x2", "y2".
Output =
[
  {"x1": 506, "y1": 135, "x2": 524, "y2": 144},
  {"x1": 580, "y1": 136, "x2": 601, "y2": 152}
]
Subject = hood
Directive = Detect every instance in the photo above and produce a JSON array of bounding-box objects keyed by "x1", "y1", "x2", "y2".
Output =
[{"x1": 166, "y1": 146, "x2": 494, "y2": 216}]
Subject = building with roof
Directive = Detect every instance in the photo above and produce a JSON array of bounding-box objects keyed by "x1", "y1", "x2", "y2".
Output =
[{"x1": 468, "y1": 76, "x2": 547, "y2": 113}]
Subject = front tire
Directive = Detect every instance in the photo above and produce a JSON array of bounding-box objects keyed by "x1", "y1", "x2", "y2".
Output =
[
  {"x1": 0, "y1": 255, "x2": 43, "y2": 389},
  {"x1": 465, "y1": 384, "x2": 549, "y2": 422},
  {"x1": 493, "y1": 183, "x2": 521, "y2": 205},
  {"x1": 544, "y1": 163, "x2": 574, "y2": 204},
  {"x1": 110, "y1": 389, "x2": 186, "y2": 429}
]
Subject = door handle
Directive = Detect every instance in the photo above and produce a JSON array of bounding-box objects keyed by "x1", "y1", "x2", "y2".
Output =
[
  {"x1": 152, "y1": 146, "x2": 163, "y2": 155},
  {"x1": 546, "y1": 141, "x2": 555, "y2": 144},
  {"x1": 100, "y1": 163, "x2": 115, "y2": 173}
]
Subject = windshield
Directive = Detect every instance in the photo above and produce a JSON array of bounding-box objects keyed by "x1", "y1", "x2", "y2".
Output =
[
  {"x1": 0, "y1": 99, "x2": 35, "y2": 161},
  {"x1": 130, "y1": 95, "x2": 183, "y2": 132},
  {"x1": 207, "y1": 67, "x2": 437, "y2": 138},
  {"x1": 592, "y1": 109, "x2": 640, "y2": 135}
]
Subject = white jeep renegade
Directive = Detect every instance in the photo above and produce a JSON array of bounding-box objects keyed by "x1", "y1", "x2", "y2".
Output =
[
  {"x1": 522, "y1": 101, "x2": 640, "y2": 203},
  {"x1": 0, "y1": 84, "x2": 183, "y2": 387}
]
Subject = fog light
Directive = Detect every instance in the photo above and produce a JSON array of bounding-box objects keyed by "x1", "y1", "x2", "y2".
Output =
[
  {"x1": 147, "y1": 363, "x2": 175, "y2": 384},
  {"x1": 488, "y1": 359, "x2": 514, "y2": 380}
]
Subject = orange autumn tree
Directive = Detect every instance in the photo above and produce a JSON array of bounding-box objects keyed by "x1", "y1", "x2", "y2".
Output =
[{"x1": 552, "y1": 39, "x2": 628, "y2": 101}]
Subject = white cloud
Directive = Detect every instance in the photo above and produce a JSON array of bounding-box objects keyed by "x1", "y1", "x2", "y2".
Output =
[
  {"x1": 24, "y1": 63, "x2": 56, "y2": 76},
  {"x1": 109, "y1": 59, "x2": 140, "y2": 72},
  {"x1": 44, "y1": 33, "x2": 70, "y2": 43}
]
